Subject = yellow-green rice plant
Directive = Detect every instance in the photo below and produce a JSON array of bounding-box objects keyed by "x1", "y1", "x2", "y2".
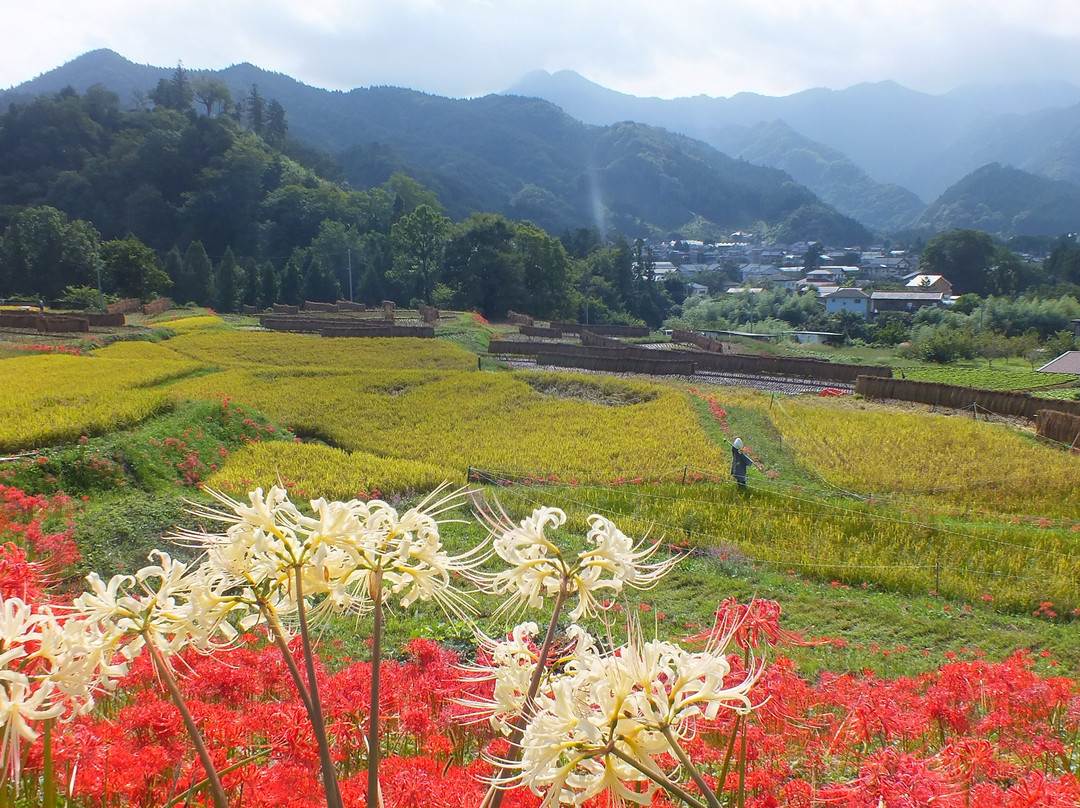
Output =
[
  {"x1": 0, "y1": 348, "x2": 208, "y2": 450},
  {"x1": 170, "y1": 368, "x2": 729, "y2": 482},
  {"x1": 154, "y1": 314, "x2": 227, "y2": 333},
  {"x1": 494, "y1": 480, "x2": 1080, "y2": 614},
  {"x1": 166, "y1": 331, "x2": 477, "y2": 372},
  {"x1": 768, "y1": 396, "x2": 1080, "y2": 519},
  {"x1": 205, "y1": 441, "x2": 454, "y2": 500}
]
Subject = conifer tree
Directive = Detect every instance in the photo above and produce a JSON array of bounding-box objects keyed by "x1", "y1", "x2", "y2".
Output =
[
  {"x1": 182, "y1": 241, "x2": 215, "y2": 307},
  {"x1": 214, "y1": 247, "x2": 241, "y2": 313}
]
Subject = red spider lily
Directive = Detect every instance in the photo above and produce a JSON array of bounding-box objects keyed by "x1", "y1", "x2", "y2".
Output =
[{"x1": 689, "y1": 597, "x2": 824, "y2": 651}]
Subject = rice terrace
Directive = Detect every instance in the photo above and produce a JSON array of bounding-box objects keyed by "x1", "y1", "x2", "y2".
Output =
[{"x1": 2, "y1": 308, "x2": 1079, "y2": 808}]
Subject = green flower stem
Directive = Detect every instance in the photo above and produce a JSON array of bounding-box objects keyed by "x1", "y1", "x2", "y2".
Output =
[
  {"x1": 608, "y1": 745, "x2": 708, "y2": 808},
  {"x1": 484, "y1": 576, "x2": 569, "y2": 808},
  {"x1": 163, "y1": 751, "x2": 269, "y2": 808},
  {"x1": 737, "y1": 716, "x2": 748, "y2": 808},
  {"x1": 144, "y1": 638, "x2": 228, "y2": 808},
  {"x1": 294, "y1": 566, "x2": 344, "y2": 808},
  {"x1": 42, "y1": 718, "x2": 56, "y2": 808},
  {"x1": 366, "y1": 566, "x2": 385, "y2": 808},
  {"x1": 716, "y1": 713, "x2": 741, "y2": 798},
  {"x1": 659, "y1": 724, "x2": 725, "y2": 808},
  {"x1": 260, "y1": 600, "x2": 315, "y2": 716}
]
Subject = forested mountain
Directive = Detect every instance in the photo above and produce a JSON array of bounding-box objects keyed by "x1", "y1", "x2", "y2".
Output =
[
  {"x1": 706, "y1": 120, "x2": 925, "y2": 233},
  {"x1": 0, "y1": 83, "x2": 738, "y2": 326},
  {"x1": 0, "y1": 50, "x2": 870, "y2": 244},
  {"x1": 507, "y1": 69, "x2": 1080, "y2": 233},
  {"x1": 915, "y1": 163, "x2": 1080, "y2": 238}
]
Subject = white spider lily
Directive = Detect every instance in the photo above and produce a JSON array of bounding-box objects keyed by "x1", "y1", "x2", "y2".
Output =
[
  {"x1": 457, "y1": 623, "x2": 600, "y2": 735},
  {"x1": 477, "y1": 504, "x2": 684, "y2": 620},
  {"x1": 32, "y1": 609, "x2": 128, "y2": 715},
  {"x1": 487, "y1": 621, "x2": 760, "y2": 807},
  {"x1": 73, "y1": 551, "x2": 231, "y2": 660},
  {"x1": 182, "y1": 483, "x2": 488, "y2": 624},
  {"x1": 0, "y1": 672, "x2": 63, "y2": 786}
]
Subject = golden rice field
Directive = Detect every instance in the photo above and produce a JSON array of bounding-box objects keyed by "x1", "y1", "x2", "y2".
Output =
[
  {"x1": 500, "y1": 478, "x2": 1080, "y2": 614},
  {"x1": 169, "y1": 365, "x2": 729, "y2": 481},
  {"x1": 0, "y1": 342, "x2": 206, "y2": 451},
  {"x1": 3, "y1": 326, "x2": 1080, "y2": 612},
  {"x1": 164, "y1": 329, "x2": 477, "y2": 372},
  {"x1": 204, "y1": 441, "x2": 451, "y2": 502},
  {"x1": 767, "y1": 396, "x2": 1080, "y2": 519},
  {"x1": 154, "y1": 314, "x2": 228, "y2": 333}
]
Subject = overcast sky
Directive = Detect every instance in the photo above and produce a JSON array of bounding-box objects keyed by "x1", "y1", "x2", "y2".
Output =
[{"x1": 4, "y1": 1, "x2": 1080, "y2": 99}]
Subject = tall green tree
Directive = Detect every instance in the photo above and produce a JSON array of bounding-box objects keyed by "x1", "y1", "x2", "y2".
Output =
[
  {"x1": 300, "y1": 250, "x2": 341, "y2": 303},
  {"x1": 149, "y1": 63, "x2": 194, "y2": 112},
  {"x1": 241, "y1": 257, "x2": 260, "y2": 308},
  {"x1": 389, "y1": 204, "x2": 450, "y2": 303},
  {"x1": 101, "y1": 235, "x2": 171, "y2": 300},
  {"x1": 382, "y1": 173, "x2": 441, "y2": 222},
  {"x1": 279, "y1": 260, "x2": 302, "y2": 306},
  {"x1": 441, "y1": 213, "x2": 523, "y2": 319},
  {"x1": 162, "y1": 246, "x2": 184, "y2": 295},
  {"x1": 920, "y1": 229, "x2": 1021, "y2": 296},
  {"x1": 1044, "y1": 234, "x2": 1080, "y2": 286},
  {"x1": 182, "y1": 240, "x2": 215, "y2": 307},
  {"x1": 308, "y1": 220, "x2": 362, "y2": 301},
  {"x1": 515, "y1": 221, "x2": 573, "y2": 319},
  {"x1": 265, "y1": 100, "x2": 288, "y2": 147},
  {"x1": 245, "y1": 85, "x2": 265, "y2": 136},
  {"x1": 214, "y1": 247, "x2": 241, "y2": 312},
  {"x1": 191, "y1": 75, "x2": 232, "y2": 117},
  {"x1": 258, "y1": 261, "x2": 278, "y2": 309},
  {"x1": 0, "y1": 206, "x2": 99, "y2": 298}
]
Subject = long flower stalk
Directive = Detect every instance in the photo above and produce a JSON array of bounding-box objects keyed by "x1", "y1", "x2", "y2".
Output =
[
  {"x1": 258, "y1": 599, "x2": 314, "y2": 716},
  {"x1": 479, "y1": 578, "x2": 565, "y2": 808},
  {"x1": 660, "y1": 724, "x2": 725, "y2": 808},
  {"x1": 608, "y1": 745, "x2": 709, "y2": 808},
  {"x1": 483, "y1": 577, "x2": 568, "y2": 808},
  {"x1": 294, "y1": 565, "x2": 343, "y2": 808},
  {"x1": 144, "y1": 637, "x2": 228, "y2": 808},
  {"x1": 42, "y1": 718, "x2": 55, "y2": 808},
  {"x1": 366, "y1": 566, "x2": 385, "y2": 808}
]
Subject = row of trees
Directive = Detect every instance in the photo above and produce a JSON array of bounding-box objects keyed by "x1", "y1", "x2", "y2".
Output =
[
  {"x1": 918, "y1": 228, "x2": 1080, "y2": 297},
  {"x1": 0, "y1": 86, "x2": 685, "y2": 325},
  {"x1": 0, "y1": 202, "x2": 685, "y2": 325},
  {"x1": 146, "y1": 63, "x2": 288, "y2": 145},
  {"x1": 671, "y1": 284, "x2": 1079, "y2": 362}
]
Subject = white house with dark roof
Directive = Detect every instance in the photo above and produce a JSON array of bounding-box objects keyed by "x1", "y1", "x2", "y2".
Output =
[{"x1": 822, "y1": 287, "x2": 871, "y2": 319}]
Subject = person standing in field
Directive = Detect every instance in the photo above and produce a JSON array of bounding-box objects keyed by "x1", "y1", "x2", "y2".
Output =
[{"x1": 731, "y1": 437, "x2": 752, "y2": 489}]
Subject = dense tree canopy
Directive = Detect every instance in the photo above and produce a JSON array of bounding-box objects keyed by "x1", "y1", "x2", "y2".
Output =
[{"x1": 919, "y1": 229, "x2": 1025, "y2": 296}]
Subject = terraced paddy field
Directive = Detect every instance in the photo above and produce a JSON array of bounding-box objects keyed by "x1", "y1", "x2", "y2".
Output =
[{"x1": 3, "y1": 312, "x2": 1079, "y2": 807}]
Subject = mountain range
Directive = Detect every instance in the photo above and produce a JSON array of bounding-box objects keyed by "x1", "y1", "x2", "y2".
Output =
[
  {"x1": 4, "y1": 49, "x2": 1080, "y2": 241},
  {"x1": 506, "y1": 70, "x2": 1080, "y2": 236}
]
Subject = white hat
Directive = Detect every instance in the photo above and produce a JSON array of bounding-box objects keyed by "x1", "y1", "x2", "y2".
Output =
[{"x1": 733, "y1": 437, "x2": 743, "y2": 449}]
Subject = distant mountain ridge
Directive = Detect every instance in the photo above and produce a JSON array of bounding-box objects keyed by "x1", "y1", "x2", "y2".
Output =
[
  {"x1": 0, "y1": 49, "x2": 871, "y2": 244},
  {"x1": 506, "y1": 69, "x2": 1080, "y2": 234},
  {"x1": 915, "y1": 163, "x2": 1080, "y2": 238}
]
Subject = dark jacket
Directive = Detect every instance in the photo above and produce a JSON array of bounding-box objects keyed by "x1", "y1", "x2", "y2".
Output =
[{"x1": 731, "y1": 446, "x2": 752, "y2": 482}]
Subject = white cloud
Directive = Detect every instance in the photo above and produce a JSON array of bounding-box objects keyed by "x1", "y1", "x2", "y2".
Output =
[{"x1": 4, "y1": 0, "x2": 1080, "y2": 98}]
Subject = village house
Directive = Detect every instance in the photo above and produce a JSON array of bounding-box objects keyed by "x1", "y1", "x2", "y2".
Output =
[
  {"x1": 1037, "y1": 351, "x2": 1080, "y2": 376},
  {"x1": 822, "y1": 287, "x2": 871, "y2": 319},
  {"x1": 904, "y1": 274, "x2": 954, "y2": 295},
  {"x1": 870, "y1": 290, "x2": 946, "y2": 316}
]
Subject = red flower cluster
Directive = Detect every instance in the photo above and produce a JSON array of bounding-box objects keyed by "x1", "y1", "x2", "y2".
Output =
[
  {"x1": 0, "y1": 484, "x2": 79, "y2": 596},
  {"x1": 9, "y1": 612, "x2": 1070, "y2": 807},
  {"x1": 10, "y1": 343, "x2": 85, "y2": 356}
]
